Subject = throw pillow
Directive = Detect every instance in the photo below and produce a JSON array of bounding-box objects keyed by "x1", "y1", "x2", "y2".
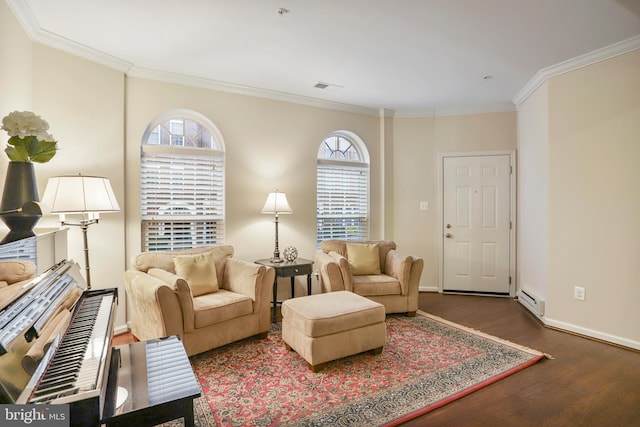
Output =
[
  {"x1": 346, "y1": 242, "x2": 381, "y2": 275},
  {"x1": 173, "y1": 251, "x2": 219, "y2": 296}
]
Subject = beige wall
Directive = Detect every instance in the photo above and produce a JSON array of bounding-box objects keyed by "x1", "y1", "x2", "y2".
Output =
[
  {"x1": 392, "y1": 112, "x2": 517, "y2": 290},
  {"x1": 392, "y1": 117, "x2": 436, "y2": 289},
  {"x1": 30, "y1": 45, "x2": 127, "y2": 326},
  {"x1": 546, "y1": 50, "x2": 640, "y2": 346},
  {"x1": 0, "y1": 0, "x2": 33, "y2": 185},
  {"x1": 518, "y1": 49, "x2": 640, "y2": 348},
  {"x1": 2, "y1": 4, "x2": 127, "y2": 325}
]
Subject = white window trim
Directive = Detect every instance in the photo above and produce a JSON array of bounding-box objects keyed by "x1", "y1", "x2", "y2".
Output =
[
  {"x1": 316, "y1": 130, "x2": 370, "y2": 245},
  {"x1": 140, "y1": 110, "x2": 226, "y2": 252}
]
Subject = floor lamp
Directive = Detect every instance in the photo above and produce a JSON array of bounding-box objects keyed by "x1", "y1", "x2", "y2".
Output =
[
  {"x1": 261, "y1": 190, "x2": 292, "y2": 263},
  {"x1": 41, "y1": 174, "x2": 120, "y2": 289}
]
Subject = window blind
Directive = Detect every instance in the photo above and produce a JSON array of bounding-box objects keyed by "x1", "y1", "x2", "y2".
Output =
[
  {"x1": 141, "y1": 150, "x2": 224, "y2": 251},
  {"x1": 316, "y1": 161, "x2": 368, "y2": 244}
]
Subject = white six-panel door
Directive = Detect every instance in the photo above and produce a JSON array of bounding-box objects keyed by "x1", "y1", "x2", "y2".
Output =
[{"x1": 442, "y1": 154, "x2": 512, "y2": 295}]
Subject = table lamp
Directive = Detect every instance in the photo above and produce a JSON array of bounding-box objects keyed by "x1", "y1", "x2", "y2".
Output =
[{"x1": 261, "y1": 190, "x2": 292, "y2": 263}]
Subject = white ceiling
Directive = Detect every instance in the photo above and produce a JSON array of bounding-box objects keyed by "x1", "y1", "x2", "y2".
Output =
[{"x1": 9, "y1": 0, "x2": 640, "y2": 115}]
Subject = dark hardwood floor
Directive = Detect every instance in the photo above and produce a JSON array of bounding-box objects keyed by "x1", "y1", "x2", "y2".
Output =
[
  {"x1": 408, "y1": 293, "x2": 640, "y2": 427},
  {"x1": 113, "y1": 293, "x2": 640, "y2": 426}
]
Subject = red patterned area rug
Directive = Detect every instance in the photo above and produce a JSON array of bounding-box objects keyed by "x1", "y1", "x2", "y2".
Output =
[{"x1": 184, "y1": 311, "x2": 544, "y2": 426}]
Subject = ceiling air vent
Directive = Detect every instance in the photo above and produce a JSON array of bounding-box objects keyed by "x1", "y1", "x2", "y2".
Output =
[{"x1": 314, "y1": 82, "x2": 330, "y2": 89}]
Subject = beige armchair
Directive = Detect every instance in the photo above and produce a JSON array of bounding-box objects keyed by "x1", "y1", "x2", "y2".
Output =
[
  {"x1": 316, "y1": 240, "x2": 423, "y2": 316},
  {"x1": 123, "y1": 245, "x2": 275, "y2": 356}
]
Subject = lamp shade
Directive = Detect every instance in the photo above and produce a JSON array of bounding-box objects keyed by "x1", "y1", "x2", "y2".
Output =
[
  {"x1": 261, "y1": 191, "x2": 292, "y2": 214},
  {"x1": 42, "y1": 174, "x2": 120, "y2": 214}
]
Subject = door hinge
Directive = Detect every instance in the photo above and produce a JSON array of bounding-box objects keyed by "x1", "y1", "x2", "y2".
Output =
[
  {"x1": 509, "y1": 276, "x2": 512, "y2": 285},
  {"x1": 510, "y1": 166, "x2": 513, "y2": 174}
]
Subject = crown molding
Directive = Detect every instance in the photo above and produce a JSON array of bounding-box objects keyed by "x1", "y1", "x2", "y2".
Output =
[
  {"x1": 378, "y1": 108, "x2": 396, "y2": 118},
  {"x1": 513, "y1": 35, "x2": 640, "y2": 107},
  {"x1": 6, "y1": 0, "x2": 132, "y2": 73},
  {"x1": 393, "y1": 102, "x2": 515, "y2": 119},
  {"x1": 8, "y1": 0, "x2": 376, "y2": 116},
  {"x1": 10, "y1": 1, "x2": 638, "y2": 119},
  {"x1": 434, "y1": 103, "x2": 516, "y2": 117},
  {"x1": 126, "y1": 67, "x2": 379, "y2": 116}
]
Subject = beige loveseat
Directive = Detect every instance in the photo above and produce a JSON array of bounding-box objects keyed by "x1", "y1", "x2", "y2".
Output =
[
  {"x1": 316, "y1": 240, "x2": 423, "y2": 316},
  {"x1": 123, "y1": 245, "x2": 275, "y2": 356}
]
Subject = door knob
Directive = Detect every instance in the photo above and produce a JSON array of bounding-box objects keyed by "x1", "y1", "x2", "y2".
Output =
[
  {"x1": 446, "y1": 224, "x2": 452, "y2": 228},
  {"x1": 445, "y1": 233, "x2": 452, "y2": 238}
]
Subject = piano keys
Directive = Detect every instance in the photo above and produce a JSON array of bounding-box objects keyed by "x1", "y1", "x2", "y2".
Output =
[
  {"x1": 21, "y1": 290, "x2": 117, "y2": 403},
  {"x1": 0, "y1": 259, "x2": 118, "y2": 427},
  {"x1": 0, "y1": 258, "x2": 199, "y2": 426}
]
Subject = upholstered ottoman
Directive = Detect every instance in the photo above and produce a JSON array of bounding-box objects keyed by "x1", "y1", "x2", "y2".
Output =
[{"x1": 281, "y1": 290, "x2": 386, "y2": 372}]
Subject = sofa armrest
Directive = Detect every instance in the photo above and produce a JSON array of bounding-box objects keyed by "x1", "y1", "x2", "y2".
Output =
[
  {"x1": 123, "y1": 270, "x2": 183, "y2": 340},
  {"x1": 385, "y1": 250, "x2": 417, "y2": 296}
]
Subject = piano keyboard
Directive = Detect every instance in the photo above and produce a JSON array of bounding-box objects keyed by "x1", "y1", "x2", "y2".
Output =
[{"x1": 24, "y1": 291, "x2": 116, "y2": 404}]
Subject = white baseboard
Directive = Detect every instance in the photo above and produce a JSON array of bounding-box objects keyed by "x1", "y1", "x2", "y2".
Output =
[
  {"x1": 419, "y1": 286, "x2": 439, "y2": 292},
  {"x1": 544, "y1": 317, "x2": 640, "y2": 351}
]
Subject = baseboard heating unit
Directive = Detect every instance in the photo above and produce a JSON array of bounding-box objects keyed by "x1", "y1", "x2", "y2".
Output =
[{"x1": 517, "y1": 288, "x2": 545, "y2": 316}]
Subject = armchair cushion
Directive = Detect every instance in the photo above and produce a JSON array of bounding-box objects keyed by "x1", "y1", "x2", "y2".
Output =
[
  {"x1": 353, "y1": 275, "x2": 401, "y2": 296},
  {"x1": 173, "y1": 250, "x2": 219, "y2": 296},
  {"x1": 346, "y1": 242, "x2": 381, "y2": 275},
  {"x1": 193, "y1": 290, "x2": 253, "y2": 329}
]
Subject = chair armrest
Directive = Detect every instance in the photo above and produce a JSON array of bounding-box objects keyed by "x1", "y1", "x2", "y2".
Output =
[
  {"x1": 148, "y1": 268, "x2": 195, "y2": 333},
  {"x1": 123, "y1": 270, "x2": 183, "y2": 340},
  {"x1": 223, "y1": 258, "x2": 274, "y2": 328},
  {"x1": 316, "y1": 251, "x2": 354, "y2": 292},
  {"x1": 385, "y1": 250, "x2": 418, "y2": 296},
  {"x1": 315, "y1": 252, "x2": 343, "y2": 293},
  {"x1": 329, "y1": 251, "x2": 354, "y2": 292}
]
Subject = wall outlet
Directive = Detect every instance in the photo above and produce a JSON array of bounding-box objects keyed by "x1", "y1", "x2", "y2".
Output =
[
  {"x1": 574, "y1": 286, "x2": 586, "y2": 301},
  {"x1": 419, "y1": 201, "x2": 429, "y2": 211}
]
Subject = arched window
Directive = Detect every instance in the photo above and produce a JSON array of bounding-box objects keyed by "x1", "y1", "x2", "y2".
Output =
[
  {"x1": 141, "y1": 110, "x2": 225, "y2": 251},
  {"x1": 316, "y1": 131, "x2": 370, "y2": 245}
]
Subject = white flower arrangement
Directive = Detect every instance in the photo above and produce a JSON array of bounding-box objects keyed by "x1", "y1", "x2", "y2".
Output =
[{"x1": 1, "y1": 110, "x2": 58, "y2": 163}]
